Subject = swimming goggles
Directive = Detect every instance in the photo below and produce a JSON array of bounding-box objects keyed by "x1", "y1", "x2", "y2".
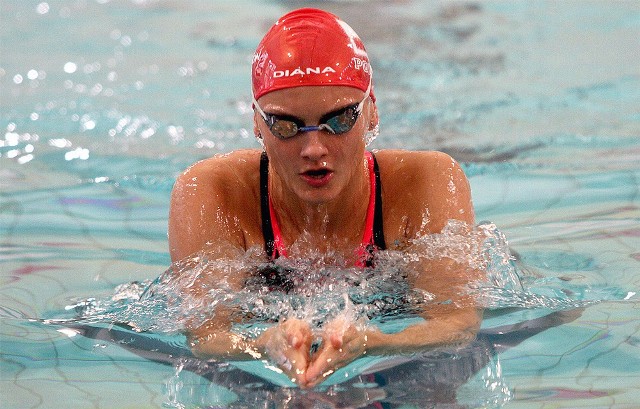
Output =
[{"x1": 253, "y1": 81, "x2": 371, "y2": 140}]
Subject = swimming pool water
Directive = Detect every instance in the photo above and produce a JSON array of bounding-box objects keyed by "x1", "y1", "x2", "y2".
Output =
[{"x1": 1, "y1": 1, "x2": 639, "y2": 408}]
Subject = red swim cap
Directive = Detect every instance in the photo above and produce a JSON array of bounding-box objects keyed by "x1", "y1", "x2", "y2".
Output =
[{"x1": 252, "y1": 8, "x2": 374, "y2": 101}]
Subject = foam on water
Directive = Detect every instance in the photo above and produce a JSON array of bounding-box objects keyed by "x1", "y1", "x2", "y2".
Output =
[{"x1": 1, "y1": 0, "x2": 638, "y2": 407}]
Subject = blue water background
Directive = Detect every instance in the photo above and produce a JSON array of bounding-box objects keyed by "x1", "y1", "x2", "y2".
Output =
[{"x1": 1, "y1": 1, "x2": 639, "y2": 408}]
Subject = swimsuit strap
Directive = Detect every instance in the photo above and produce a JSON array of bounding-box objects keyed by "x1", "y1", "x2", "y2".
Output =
[
  {"x1": 355, "y1": 151, "x2": 386, "y2": 267},
  {"x1": 260, "y1": 151, "x2": 288, "y2": 259},
  {"x1": 260, "y1": 151, "x2": 277, "y2": 259},
  {"x1": 371, "y1": 152, "x2": 387, "y2": 250},
  {"x1": 260, "y1": 151, "x2": 385, "y2": 263},
  {"x1": 359, "y1": 152, "x2": 377, "y2": 249}
]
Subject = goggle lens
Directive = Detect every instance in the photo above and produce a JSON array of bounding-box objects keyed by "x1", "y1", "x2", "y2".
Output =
[
  {"x1": 324, "y1": 105, "x2": 358, "y2": 134},
  {"x1": 269, "y1": 117, "x2": 302, "y2": 139}
]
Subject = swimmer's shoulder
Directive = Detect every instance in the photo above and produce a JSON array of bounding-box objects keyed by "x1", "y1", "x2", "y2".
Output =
[
  {"x1": 171, "y1": 149, "x2": 263, "y2": 221},
  {"x1": 169, "y1": 150, "x2": 263, "y2": 261},
  {"x1": 175, "y1": 149, "x2": 262, "y2": 195},
  {"x1": 180, "y1": 149, "x2": 261, "y2": 179},
  {"x1": 374, "y1": 150, "x2": 473, "y2": 237},
  {"x1": 374, "y1": 149, "x2": 463, "y2": 184}
]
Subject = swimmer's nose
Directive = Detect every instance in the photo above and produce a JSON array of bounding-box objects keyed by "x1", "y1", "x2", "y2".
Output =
[{"x1": 300, "y1": 131, "x2": 329, "y2": 161}]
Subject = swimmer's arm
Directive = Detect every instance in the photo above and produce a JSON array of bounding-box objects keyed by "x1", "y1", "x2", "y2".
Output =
[
  {"x1": 174, "y1": 250, "x2": 260, "y2": 360},
  {"x1": 187, "y1": 311, "x2": 257, "y2": 359},
  {"x1": 304, "y1": 257, "x2": 483, "y2": 387},
  {"x1": 368, "y1": 150, "x2": 482, "y2": 353},
  {"x1": 364, "y1": 304, "x2": 482, "y2": 355},
  {"x1": 188, "y1": 316, "x2": 313, "y2": 385},
  {"x1": 305, "y1": 303, "x2": 481, "y2": 388},
  {"x1": 168, "y1": 240, "x2": 261, "y2": 362},
  {"x1": 175, "y1": 252, "x2": 312, "y2": 382},
  {"x1": 366, "y1": 253, "x2": 484, "y2": 354}
]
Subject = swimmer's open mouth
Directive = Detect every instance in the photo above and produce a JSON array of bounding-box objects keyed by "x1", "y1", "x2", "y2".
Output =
[{"x1": 303, "y1": 169, "x2": 331, "y2": 178}]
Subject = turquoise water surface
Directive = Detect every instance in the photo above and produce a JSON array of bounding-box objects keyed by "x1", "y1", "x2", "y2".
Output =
[{"x1": 1, "y1": 1, "x2": 639, "y2": 408}]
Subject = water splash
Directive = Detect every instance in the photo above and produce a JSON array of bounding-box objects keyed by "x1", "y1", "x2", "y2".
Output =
[
  {"x1": 37, "y1": 220, "x2": 633, "y2": 407},
  {"x1": 49, "y1": 221, "x2": 612, "y2": 338}
]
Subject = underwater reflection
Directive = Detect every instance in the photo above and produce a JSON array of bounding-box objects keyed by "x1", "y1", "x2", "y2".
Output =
[{"x1": 67, "y1": 308, "x2": 584, "y2": 408}]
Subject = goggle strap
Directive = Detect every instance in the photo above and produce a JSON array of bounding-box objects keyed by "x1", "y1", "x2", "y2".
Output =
[{"x1": 252, "y1": 97, "x2": 268, "y2": 121}]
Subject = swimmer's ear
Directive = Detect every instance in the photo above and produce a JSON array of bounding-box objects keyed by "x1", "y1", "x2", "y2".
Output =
[
  {"x1": 253, "y1": 117, "x2": 265, "y2": 149},
  {"x1": 367, "y1": 100, "x2": 379, "y2": 131},
  {"x1": 253, "y1": 115, "x2": 261, "y2": 138},
  {"x1": 255, "y1": 132, "x2": 265, "y2": 149},
  {"x1": 364, "y1": 102, "x2": 380, "y2": 145}
]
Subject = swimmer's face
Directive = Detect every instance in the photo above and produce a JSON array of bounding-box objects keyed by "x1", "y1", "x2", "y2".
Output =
[{"x1": 255, "y1": 85, "x2": 377, "y2": 204}]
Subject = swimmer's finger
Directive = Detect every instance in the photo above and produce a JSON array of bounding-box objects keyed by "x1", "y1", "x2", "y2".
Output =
[
  {"x1": 283, "y1": 319, "x2": 313, "y2": 349},
  {"x1": 265, "y1": 343, "x2": 309, "y2": 386},
  {"x1": 261, "y1": 320, "x2": 314, "y2": 386},
  {"x1": 329, "y1": 331, "x2": 344, "y2": 349},
  {"x1": 277, "y1": 344, "x2": 310, "y2": 386},
  {"x1": 305, "y1": 341, "x2": 350, "y2": 386},
  {"x1": 305, "y1": 326, "x2": 369, "y2": 387},
  {"x1": 322, "y1": 316, "x2": 358, "y2": 343}
]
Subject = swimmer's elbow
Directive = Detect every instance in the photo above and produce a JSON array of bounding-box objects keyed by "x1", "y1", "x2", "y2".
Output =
[
  {"x1": 457, "y1": 322, "x2": 480, "y2": 345},
  {"x1": 453, "y1": 308, "x2": 483, "y2": 345},
  {"x1": 426, "y1": 307, "x2": 482, "y2": 348},
  {"x1": 455, "y1": 304, "x2": 481, "y2": 328},
  {"x1": 185, "y1": 330, "x2": 211, "y2": 358},
  {"x1": 187, "y1": 332, "x2": 234, "y2": 360}
]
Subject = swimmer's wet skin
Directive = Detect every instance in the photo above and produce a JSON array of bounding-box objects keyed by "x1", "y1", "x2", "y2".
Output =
[{"x1": 168, "y1": 8, "x2": 481, "y2": 388}]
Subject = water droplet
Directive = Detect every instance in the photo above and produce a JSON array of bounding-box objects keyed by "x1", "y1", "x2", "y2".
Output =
[
  {"x1": 18, "y1": 154, "x2": 34, "y2": 165},
  {"x1": 63, "y1": 62, "x2": 77, "y2": 74},
  {"x1": 36, "y1": 2, "x2": 50, "y2": 15},
  {"x1": 65, "y1": 147, "x2": 90, "y2": 161},
  {"x1": 82, "y1": 120, "x2": 96, "y2": 131},
  {"x1": 48, "y1": 138, "x2": 72, "y2": 148},
  {"x1": 90, "y1": 83, "x2": 103, "y2": 95}
]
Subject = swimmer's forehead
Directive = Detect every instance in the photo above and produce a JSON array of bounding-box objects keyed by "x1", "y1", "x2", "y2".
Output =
[
  {"x1": 259, "y1": 85, "x2": 364, "y2": 101},
  {"x1": 257, "y1": 85, "x2": 365, "y2": 113}
]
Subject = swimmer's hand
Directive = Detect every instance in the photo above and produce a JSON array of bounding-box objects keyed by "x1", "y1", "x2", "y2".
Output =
[
  {"x1": 257, "y1": 318, "x2": 313, "y2": 386},
  {"x1": 304, "y1": 317, "x2": 381, "y2": 388}
]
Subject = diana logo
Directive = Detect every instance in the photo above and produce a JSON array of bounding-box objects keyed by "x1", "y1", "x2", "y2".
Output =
[{"x1": 273, "y1": 66, "x2": 337, "y2": 78}]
